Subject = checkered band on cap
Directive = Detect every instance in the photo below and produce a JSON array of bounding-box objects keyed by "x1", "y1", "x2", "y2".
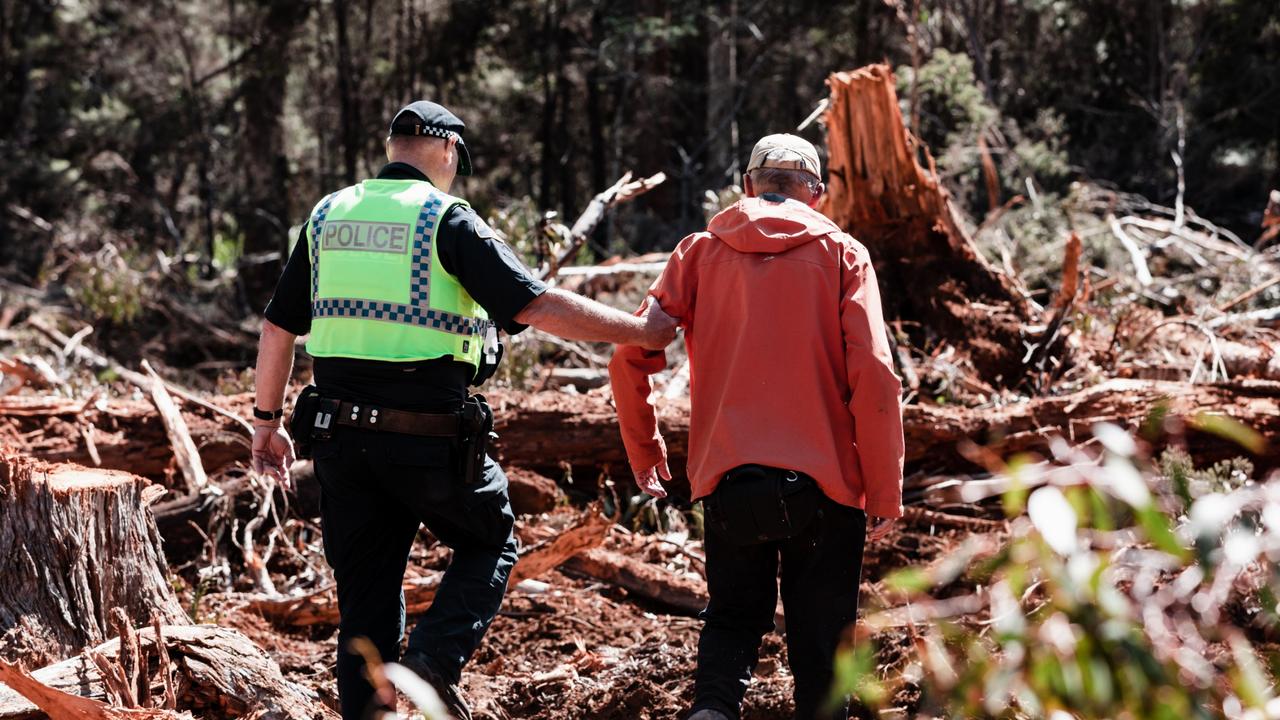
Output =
[
  {"x1": 310, "y1": 191, "x2": 482, "y2": 336},
  {"x1": 410, "y1": 126, "x2": 457, "y2": 140}
]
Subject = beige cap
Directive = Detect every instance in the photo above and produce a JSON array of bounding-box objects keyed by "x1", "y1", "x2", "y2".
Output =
[{"x1": 746, "y1": 133, "x2": 821, "y2": 179}]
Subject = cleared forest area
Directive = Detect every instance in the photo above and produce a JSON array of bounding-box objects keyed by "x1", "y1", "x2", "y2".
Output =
[{"x1": 2, "y1": 1, "x2": 1280, "y2": 718}]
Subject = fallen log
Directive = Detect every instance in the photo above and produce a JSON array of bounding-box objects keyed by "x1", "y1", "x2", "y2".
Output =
[
  {"x1": 820, "y1": 64, "x2": 1037, "y2": 383},
  {"x1": 485, "y1": 380, "x2": 1280, "y2": 480},
  {"x1": 503, "y1": 467, "x2": 566, "y2": 516},
  {"x1": 538, "y1": 172, "x2": 666, "y2": 282},
  {"x1": 906, "y1": 378, "x2": 1280, "y2": 473},
  {"x1": 10, "y1": 380, "x2": 1277, "y2": 524},
  {"x1": 0, "y1": 453, "x2": 189, "y2": 668},
  {"x1": 153, "y1": 461, "x2": 561, "y2": 567},
  {"x1": 141, "y1": 361, "x2": 207, "y2": 494},
  {"x1": 562, "y1": 549, "x2": 707, "y2": 616},
  {"x1": 0, "y1": 625, "x2": 336, "y2": 720},
  {"x1": 486, "y1": 391, "x2": 688, "y2": 485},
  {"x1": 0, "y1": 395, "x2": 246, "y2": 486},
  {"x1": 247, "y1": 505, "x2": 612, "y2": 627}
]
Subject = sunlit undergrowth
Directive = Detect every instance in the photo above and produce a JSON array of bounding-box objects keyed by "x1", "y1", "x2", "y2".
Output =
[{"x1": 839, "y1": 421, "x2": 1278, "y2": 719}]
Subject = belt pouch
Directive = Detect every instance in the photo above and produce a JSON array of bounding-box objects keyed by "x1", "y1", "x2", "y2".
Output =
[
  {"x1": 288, "y1": 386, "x2": 323, "y2": 459},
  {"x1": 457, "y1": 394, "x2": 494, "y2": 484}
]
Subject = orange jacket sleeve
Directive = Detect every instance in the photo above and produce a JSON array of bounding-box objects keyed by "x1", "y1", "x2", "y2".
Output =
[
  {"x1": 840, "y1": 240, "x2": 905, "y2": 518},
  {"x1": 608, "y1": 238, "x2": 699, "y2": 474}
]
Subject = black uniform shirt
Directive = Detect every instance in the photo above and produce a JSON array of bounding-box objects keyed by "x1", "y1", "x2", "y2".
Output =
[{"x1": 264, "y1": 162, "x2": 547, "y2": 410}]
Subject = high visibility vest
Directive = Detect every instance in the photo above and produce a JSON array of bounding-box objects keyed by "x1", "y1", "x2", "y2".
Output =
[{"x1": 304, "y1": 179, "x2": 491, "y2": 369}]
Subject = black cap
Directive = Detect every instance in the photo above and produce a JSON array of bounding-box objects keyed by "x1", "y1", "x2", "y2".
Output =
[{"x1": 389, "y1": 100, "x2": 473, "y2": 177}]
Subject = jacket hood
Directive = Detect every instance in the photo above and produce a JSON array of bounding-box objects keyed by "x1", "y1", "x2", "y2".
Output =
[{"x1": 707, "y1": 195, "x2": 842, "y2": 254}]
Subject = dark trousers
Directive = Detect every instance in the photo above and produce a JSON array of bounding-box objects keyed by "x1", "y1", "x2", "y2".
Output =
[
  {"x1": 313, "y1": 429, "x2": 517, "y2": 720},
  {"x1": 692, "y1": 492, "x2": 867, "y2": 720}
]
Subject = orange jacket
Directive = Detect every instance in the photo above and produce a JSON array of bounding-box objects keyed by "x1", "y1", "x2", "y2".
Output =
[{"x1": 608, "y1": 195, "x2": 905, "y2": 518}]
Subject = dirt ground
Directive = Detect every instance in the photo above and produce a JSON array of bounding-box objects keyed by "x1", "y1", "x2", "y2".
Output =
[{"x1": 210, "y1": 502, "x2": 997, "y2": 720}]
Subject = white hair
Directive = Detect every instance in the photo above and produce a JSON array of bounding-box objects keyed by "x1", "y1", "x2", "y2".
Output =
[{"x1": 747, "y1": 167, "x2": 820, "y2": 199}]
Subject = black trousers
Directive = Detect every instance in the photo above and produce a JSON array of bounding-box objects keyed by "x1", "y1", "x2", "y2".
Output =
[
  {"x1": 692, "y1": 491, "x2": 867, "y2": 720},
  {"x1": 313, "y1": 428, "x2": 517, "y2": 720}
]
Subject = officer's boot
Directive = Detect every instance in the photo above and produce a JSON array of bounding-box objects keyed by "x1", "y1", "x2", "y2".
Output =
[{"x1": 398, "y1": 651, "x2": 472, "y2": 720}]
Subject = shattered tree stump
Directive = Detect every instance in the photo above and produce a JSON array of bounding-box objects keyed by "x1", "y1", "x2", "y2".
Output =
[
  {"x1": 821, "y1": 63, "x2": 1036, "y2": 383},
  {"x1": 0, "y1": 452, "x2": 189, "y2": 667}
]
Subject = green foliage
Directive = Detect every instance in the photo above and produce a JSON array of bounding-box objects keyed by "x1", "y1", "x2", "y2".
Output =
[
  {"x1": 65, "y1": 246, "x2": 148, "y2": 326},
  {"x1": 838, "y1": 425, "x2": 1277, "y2": 718},
  {"x1": 1159, "y1": 447, "x2": 1254, "y2": 506},
  {"x1": 211, "y1": 232, "x2": 244, "y2": 273},
  {"x1": 899, "y1": 49, "x2": 995, "y2": 155},
  {"x1": 486, "y1": 198, "x2": 551, "y2": 270},
  {"x1": 899, "y1": 48, "x2": 1072, "y2": 219}
]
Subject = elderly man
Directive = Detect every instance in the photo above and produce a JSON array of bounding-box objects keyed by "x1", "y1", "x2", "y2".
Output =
[
  {"x1": 609, "y1": 134, "x2": 905, "y2": 720},
  {"x1": 251, "y1": 100, "x2": 676, "y2": 720}
]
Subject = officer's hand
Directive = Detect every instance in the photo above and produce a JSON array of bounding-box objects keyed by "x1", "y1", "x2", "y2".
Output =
[
  {"x1": 634, "y1": 460, "x2": 672, "y2": 498},
  {"x1": 867, "y1": 516, "x2": 896, "y2": 543},
  {"x1": 637, "y1": 297, "x2": 679, "y2": 350},
  {"x1": 251, "y1": 424, "x2": 295, "y2": 491}
]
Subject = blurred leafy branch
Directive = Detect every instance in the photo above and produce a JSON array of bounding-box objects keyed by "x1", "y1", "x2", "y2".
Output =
[{"x1": 837, "y1": 421, "x2": 1279, "y2": 718}]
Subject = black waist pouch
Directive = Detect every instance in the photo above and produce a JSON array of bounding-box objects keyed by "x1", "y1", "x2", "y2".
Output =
[
  {"x1": 703, "y1": 464, "x2": 822, "y2": 545},
  {"x1": 288, "y1": 385, "x2": 324, "y2": 460}
]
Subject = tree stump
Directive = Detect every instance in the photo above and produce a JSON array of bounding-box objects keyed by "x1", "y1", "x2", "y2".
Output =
[
  {"x1": 820, "y1": 64, "x2": 1035, "y2": 384},
  {"x1": 0, "y1": 452, "x2": 189, "y2": 667},
  {"x1": 0, "y1": 624, "x2": 338, "y2": 720}
]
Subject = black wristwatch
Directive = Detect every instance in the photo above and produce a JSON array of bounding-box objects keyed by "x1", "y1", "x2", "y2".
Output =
[{"x1": 253, "y1": 407, "x2": 284, "y2": 421}]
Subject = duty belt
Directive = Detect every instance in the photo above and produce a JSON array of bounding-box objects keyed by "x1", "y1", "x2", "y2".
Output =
[{"x1": 334, "y1": 401, "x2": 460, "y2": 437}]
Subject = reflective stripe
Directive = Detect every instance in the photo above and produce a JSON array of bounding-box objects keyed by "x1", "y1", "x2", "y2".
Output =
[
  {"x1": 309, "y1": 192, "x2": 338, "y2": 304},
  {"x1": 309, "y1": 192, "x2": 485, "y2": 336}
]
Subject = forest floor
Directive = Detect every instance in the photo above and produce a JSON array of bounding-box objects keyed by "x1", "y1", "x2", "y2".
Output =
[{"x1": 205, "y1": 479, "x2": 997, "y2": 720}]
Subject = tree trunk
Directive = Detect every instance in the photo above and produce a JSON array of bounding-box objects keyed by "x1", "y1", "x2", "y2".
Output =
[
  {"x1": 562, "y1": 549, "x2": 706, "y2": 616},
  {"x1": 485, "y1": 382, "x2": 1280, "y2": 479},
  {"x1": 705, "y1": 1, "x2": 733, "y2": 189},
  {"x1": 0, "y1": 453, "x2": 189, "y2": 668},
  {"x1": 237, "y1": 0, "x2": 313, "y2": 309},
  {"x1": 333, "y1": 0, "x2": 359, "y2": 186},
  {"x1": 820, "y1": 64, "x2": 1035, "y2": 383}
]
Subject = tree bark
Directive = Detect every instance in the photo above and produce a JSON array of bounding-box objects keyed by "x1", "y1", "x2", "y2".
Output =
[
  {"x1": 0, "y1": 395, "x2": 246, "y2": 486},
  {"x1": 0, "y1": 453, "x2": 189, "y2": 668},
  {"x1": 820, "y1": 64, "x2": 1036, "y2": 383},
  {"x1": 333, "y1": 0, "x2": 359, "y2": 186},
  {"x1": 484, "y1": 382, "x2": 1280, "y2": 479},
  {"x1": 0, "y1": 625, "x2": 337, "y2": 720},
  {"x1": 562, "y1": 549, "x2": 706, "y2": 616},
  {"x1": 237, "y1": 0, "x2": 313, "y2": 309}
]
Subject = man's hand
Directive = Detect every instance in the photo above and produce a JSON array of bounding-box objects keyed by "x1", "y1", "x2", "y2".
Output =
[
  {"x1": 867, "y1": 515, "x2": 895, "y2": 543},
  {"x1": 252, "y1": 424, "x2": 295, "y2": 490},
  {"x1": 634, "y1": 460, "x2": 672, "y2": 498},
  {"x1": 636, "y1": 297, "x2": 678, "y2": 350}
]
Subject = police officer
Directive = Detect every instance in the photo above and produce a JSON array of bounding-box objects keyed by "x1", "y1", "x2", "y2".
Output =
[{"x1": 250, "y1": 101, "x2": 676, "y2": 720}]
